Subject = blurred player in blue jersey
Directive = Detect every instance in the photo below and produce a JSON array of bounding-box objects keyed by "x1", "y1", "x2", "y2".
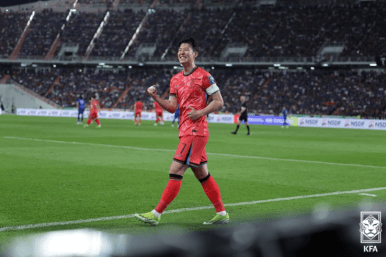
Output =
[
  {"x1": 76, "y1": 96, "x2": 85, "y2": 125},
  {"x1": 171, "y1": 106, "x2": 180, "y2": 127},
  {"x1": 282, "y1": 106, "x2": 289, "y2": 128}
]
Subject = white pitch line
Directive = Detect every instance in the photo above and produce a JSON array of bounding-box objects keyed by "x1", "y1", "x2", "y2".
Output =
[
  {"x1": 1, "y1": 186, "x2": 386, "y2": 232},
  {"x1": 358, "y1": 193, "x2": 377, "y2": 197},
  {"x1": 4, "y1": 136, "x2": 386, "y2": 170}
]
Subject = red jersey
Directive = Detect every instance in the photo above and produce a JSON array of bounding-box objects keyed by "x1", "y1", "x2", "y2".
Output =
[
  {"x1": 135, "y1": 101, "x2": 143, "y2": 112},
  {"x1": 170, "y1": 67, "x2": 219, "y2": 137},
  {"x1": 154, "y1": 101, "x2": 163, "y2": 112},
  {"x1": 91, "y1": 100, "x2": 99, "y2": 111}
]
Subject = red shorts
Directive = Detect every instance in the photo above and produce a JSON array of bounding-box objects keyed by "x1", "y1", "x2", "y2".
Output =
[
  {"x1": 173, "y1": 136, "x2": 208, "y2": 167},
  {"x1": 135, "y1": 111, "x2": 141, "y2": 117},
  {"x1": 156, "y1": 111, "x2": 163, "y2": 117},
  {"x1": 89, "y1": 110, "x2": 98, "y2": 119}
]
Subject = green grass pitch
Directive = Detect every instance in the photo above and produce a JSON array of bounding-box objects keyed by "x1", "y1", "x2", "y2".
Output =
[{"x1": 0, "y1": 115, "x2": 385, "y2": 245}]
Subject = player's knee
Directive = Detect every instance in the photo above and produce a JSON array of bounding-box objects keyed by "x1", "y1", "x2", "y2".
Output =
[
  {"x1": 191, "y1": 165, "x2": 209, "y2": 181},
  {"x1": 169, "y1": 161, "x2": 187, "y2": 176}
]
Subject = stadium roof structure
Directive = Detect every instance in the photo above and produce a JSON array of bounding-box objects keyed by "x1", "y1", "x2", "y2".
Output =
[{"x1": 0, "y1": 0, "x2": 49, "y2": 7}]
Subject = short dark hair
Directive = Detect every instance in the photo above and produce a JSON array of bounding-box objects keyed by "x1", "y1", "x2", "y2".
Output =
[
  {"x1": 79, "y1": 95, "x2": 83, "y2": 100},
  {"x1": 137, "y1": 98, "x2": 140, "y2": 101},
  {"x1": 178, "y1": 36, "x2": 198, "y2": 52}
]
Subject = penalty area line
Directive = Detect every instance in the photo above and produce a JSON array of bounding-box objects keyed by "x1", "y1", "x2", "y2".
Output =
[
  {"x1": 4, "y1": 136, "x2": 386, "y2": 170},
  {"x1": 1, "y1": 186, "x2": 386, "y2": 232}
]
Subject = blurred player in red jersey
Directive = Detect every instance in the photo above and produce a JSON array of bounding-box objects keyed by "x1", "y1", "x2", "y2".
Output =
[
  {"x1": 135, "y1": 36, "x2": 229, "y2": 225},
  {"x1": 84, "y1": 95, "x2": 101, "y2": 128},
  {"x1": 134, "y1": 98, "x2": 143, "y2": 126},
  {"x1": 153, "y1": 100, "x2": 164, "y2": 126}
]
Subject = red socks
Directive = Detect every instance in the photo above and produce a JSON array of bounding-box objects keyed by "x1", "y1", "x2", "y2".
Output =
[
  {"x1": 154, "y1": 173, "x2": 225, "y2": 214},
  {"x1": 87, "y1": 119, "x2": 92, "y2": 125},
  {"x1": 95, "y1": 119, "x2": 101, "y2": 126},
  {"x1": 200, "y1": 174, "x2": 226, "y2": 212},
  {"x1": 155, "y1": 174, "x2": 182, "y2": 214}
]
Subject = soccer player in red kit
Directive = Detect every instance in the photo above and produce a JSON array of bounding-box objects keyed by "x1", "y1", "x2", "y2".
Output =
[
  {"x1": 135, "y1": 36, "x2": 229, "y2": 225},
  {"x1": 134, "y1": 98, "x2": 143, "y2": 126},
  {"x1": 153, "y1": 101, "x2": 164, "y2": 126},
  {"x1": 84, "y1": 95, "x2": 101, "y2": 128}
]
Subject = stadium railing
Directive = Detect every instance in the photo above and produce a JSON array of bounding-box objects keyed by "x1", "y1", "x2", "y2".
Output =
[{"x1": 0, "y1": 55, "x2": 375, "y2": 66}]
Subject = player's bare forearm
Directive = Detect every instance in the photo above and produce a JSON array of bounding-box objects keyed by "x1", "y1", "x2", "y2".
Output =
[
  {"x1": 203, "y1": 101, "x2": 222, "y2": 116},
  {"x1": 153, "y1": 95, "x2": 178, "y2": 113},
  {"x1": 187, "y1": 92, "x2": 224, "y2": 120},
  {"x1": 147, "y1": 85, "x2": 178, "y2": 113}
]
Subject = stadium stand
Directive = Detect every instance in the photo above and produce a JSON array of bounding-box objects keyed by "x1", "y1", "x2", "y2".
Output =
[
  {"x1": 55, "y1": 11, "x2": 107, "y2": 57},
  {"x1": 1, "y1": 1, "x2": 385, "y2": 59},
  {"x1": 125, "y1": 8, "x2": 188, "y2": 59},
  {"x1": 163, "y1": 7, "x2": 234, "y2": 60},
  {"x1": 0, "y1": 0, "x2": 386, "y2": 119},
  {"x1": 90, "y1": 10, "x2": 145, "y2": 58},
  {"x1": 19, "y1": 10, "x2": 67, "y2": 57},
  {"x1": 7, "y1": 67, "x2": 386, "y2": 119},
  {"x1": 0, "y1": 12, "x2": 30, "y2": 57}
]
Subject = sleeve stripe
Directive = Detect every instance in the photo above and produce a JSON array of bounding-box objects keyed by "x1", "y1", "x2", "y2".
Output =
[{"x1": 209, "y1": 90, "x2": 219, "y2": 96}]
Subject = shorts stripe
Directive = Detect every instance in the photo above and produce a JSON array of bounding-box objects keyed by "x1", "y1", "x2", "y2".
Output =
[
  {"x1": 186, "y1": 143, "x2": 193, "y2": 165},
  {"x1": 173, "y1": 158, "x2": 185, "y2": 165},
  {"x1": 189, "y1": 162, "x2": 200, "y2": 168}
]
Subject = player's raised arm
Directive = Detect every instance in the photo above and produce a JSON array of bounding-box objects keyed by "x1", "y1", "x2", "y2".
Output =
[{"x1": 147, "y1": 85, "x2": 178, "y2": 113}]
